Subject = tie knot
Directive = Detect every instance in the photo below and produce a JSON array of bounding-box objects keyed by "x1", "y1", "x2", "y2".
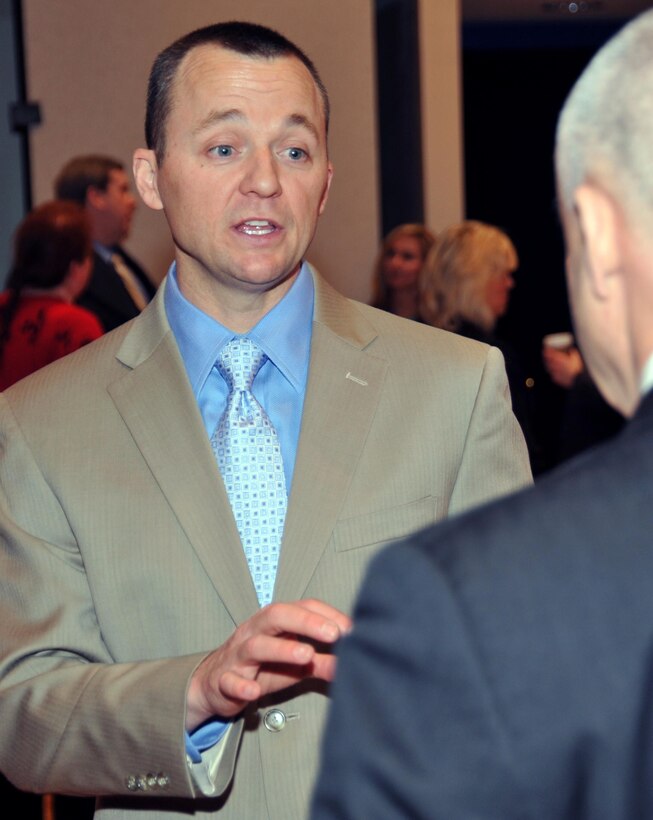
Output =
[{"x1": 217, "y1": 338, "x2": 267, "y2": 392}]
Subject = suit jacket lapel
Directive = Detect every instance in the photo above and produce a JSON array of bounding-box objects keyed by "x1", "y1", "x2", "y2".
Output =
[
  {"x1": 107, "y1": 291, "x2": 260, "y2": 624},
  {"x1": 275, "y1": 271, "x2": 387, "y2": 602},
  {"x1": 105, "y1": 274, "x2": 388, "y2": 613}
]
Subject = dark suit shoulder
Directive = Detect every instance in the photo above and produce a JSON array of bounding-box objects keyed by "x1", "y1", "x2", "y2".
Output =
[{"x1": 339, "y1": 411, "x2": 653, "y2": 817}]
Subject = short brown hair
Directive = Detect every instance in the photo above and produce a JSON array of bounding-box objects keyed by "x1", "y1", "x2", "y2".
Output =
[
  {"x1": 9, "y1": 201, "x2": 92, "y2": 291},
  {"x1": 54, "y1": 155, "x2": 124, "y2": 205},
  {"x1": 145, "y1": 20, "x2": 330, "y2": 163}
]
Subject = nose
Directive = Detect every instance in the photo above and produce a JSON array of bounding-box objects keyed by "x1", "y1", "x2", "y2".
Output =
[{"x1": 239, "y1": 149, "x2": 282, "y2": 198}]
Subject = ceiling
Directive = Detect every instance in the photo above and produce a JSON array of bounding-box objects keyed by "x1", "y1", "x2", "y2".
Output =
[{"x1": 462, "y1": 0, "x2": 653, "y2": 22}]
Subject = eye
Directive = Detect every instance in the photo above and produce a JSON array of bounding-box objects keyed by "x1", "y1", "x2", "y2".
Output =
[
  {"x1": 285, "y1": 147, "x2": 307, "y2": 161},
  {"x1": 210, "y1": 145, "x2": 234, "y2": 157}
]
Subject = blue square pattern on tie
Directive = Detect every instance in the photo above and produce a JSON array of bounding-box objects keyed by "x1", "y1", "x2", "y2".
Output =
[{"x1": 211, "y1": 338, "x2": 287, "y2": 607}]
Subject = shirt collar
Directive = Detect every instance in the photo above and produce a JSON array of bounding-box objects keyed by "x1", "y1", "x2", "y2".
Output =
[
  {"x1": 164, "y1": 261, "x2": 314, "y2": 395},
  {"x1": 93, "y1": 241, "x2": 114, "y2": 263},
  {"x1": 640, "y1": 350, "x2": 653, "y2": 396}
]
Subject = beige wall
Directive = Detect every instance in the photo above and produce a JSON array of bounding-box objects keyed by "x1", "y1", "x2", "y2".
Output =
[
  {"x1": 419, "y1": 0, "x2": 464, "y2": 232},
  {"x1": 23, "y1": 0, "x2": 380, "y2": 302}
]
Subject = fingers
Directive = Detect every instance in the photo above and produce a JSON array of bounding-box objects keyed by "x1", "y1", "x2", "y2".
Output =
[
  {"x1": 233, "y1": 631, "x2": 317, "y2": 669},
  {"x1": 186, "y1": 599, "x2": 350, "y2": 728},
  {"x1": 542, "y1": 347, "x2": 565, "y2": 366},
  {"x1": 218, "y1": 671, "x2": 261, "y2": 704},
  {"x1": 256, "y1": 599, "x2": 351, "y2": 644},
  {"x1": 217, "y1": 640, "x2": 340, "y2": 703},
  {"x1": 293, "y1": 598, "x2": 353, "y2": 634},
  {"x1": 542, "y1": 346, "x2": 584, "y2": 388},
  {"x1": 308, "y1": 651, "x2": 339, "y2": 682}
]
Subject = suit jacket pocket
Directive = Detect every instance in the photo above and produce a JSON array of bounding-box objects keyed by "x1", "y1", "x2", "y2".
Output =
[{"x1": 332, "y1": 496, "x2": 440, "y2": 552}]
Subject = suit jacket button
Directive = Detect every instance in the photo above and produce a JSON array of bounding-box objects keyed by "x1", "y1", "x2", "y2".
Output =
[{"x1": 263, "y1": 708, "x2": 286, "y2": 732}]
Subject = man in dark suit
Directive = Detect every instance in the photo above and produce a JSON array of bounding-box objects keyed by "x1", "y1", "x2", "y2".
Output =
[
  {"x1": 312, "y1": 10, "x2": 653, "y2": 820},
  {"x1": 55, "y1": 154, "x2": 157, "y2": 331}
]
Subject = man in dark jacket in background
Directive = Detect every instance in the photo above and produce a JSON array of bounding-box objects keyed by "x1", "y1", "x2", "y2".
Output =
[{"x1": 55, "y1": 154, "x2": 156, "y2": 331}]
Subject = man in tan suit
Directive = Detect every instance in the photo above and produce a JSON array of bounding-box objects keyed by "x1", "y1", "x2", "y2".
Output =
[{"x1": 0, "y1": 21, "x2": 531, "y2": 820}]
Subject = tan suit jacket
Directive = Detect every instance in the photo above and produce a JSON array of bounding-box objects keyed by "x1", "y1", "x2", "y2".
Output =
[{"x1": 0, "y1": 270, "x2": 531, "y2": 819}]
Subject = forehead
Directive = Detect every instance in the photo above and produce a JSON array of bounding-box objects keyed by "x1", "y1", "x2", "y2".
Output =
[
  {"x1": 390, "y1": 234, "x2": 420, "y2": 250},
  {"x1": 169, "y1": 44, "x2": 326, "y2": 132}
]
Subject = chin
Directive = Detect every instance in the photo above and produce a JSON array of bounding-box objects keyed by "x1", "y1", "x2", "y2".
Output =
[{"x1": 587, "y1": 359, "x2": 637, "y2": 419}]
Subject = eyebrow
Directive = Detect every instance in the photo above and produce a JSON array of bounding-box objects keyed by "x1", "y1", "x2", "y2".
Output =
[
  {"x1": 193, "y1": 108, "x2": 321, "y2": 141},
  {"x1": 285, "y1": 113, "x2": 320, "y2": 142},
  {"x1": 193, "y1": 108, "x2": 244, "y2": 135}
]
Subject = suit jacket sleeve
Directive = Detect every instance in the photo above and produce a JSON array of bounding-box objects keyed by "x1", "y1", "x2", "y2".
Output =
[
  {"x1": 0, "y1": 394, "x2": 240, "y2": 798},
  {"x1": 448, "y1": 344, "x2": 532, "y2": 515}
]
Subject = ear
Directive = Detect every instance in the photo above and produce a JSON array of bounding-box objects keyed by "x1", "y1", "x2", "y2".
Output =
[
  {"x1": 133, "y1": 149, "x2": 163, "y2": 211},
  {"x1": 573, "y1": 183, "x2": 623, "y2": 300},
  {"x1": 318, "y1": 161, "x2": 334, "y2": 216},
  {"x1": 85, "y1": 185, "x2": 106, "y2": 211}
]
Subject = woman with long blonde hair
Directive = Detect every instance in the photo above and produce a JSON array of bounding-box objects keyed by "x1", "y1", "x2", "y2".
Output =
[
  {"x1": 420, "y1": 220, "x2": 539, "y2": 466},
  {"x1": 419, "y1": 220, "x2": 517, "y2": 337}
]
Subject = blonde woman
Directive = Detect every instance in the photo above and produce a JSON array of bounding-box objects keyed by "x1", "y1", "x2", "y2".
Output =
[
  {"x1": 372, "y1": 223, "x2": 436, "y2": 320},
  {"x1": 419, "y1": 220, "x2": 516, "y2": 339},
  {"x1": 421, "y1": 220, "x2": 539, "y2": 465}
]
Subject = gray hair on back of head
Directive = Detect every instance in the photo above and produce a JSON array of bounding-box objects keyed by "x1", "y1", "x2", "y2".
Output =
[{"x1": 556, "y1": 9, "x2": 653, "y2": 230}]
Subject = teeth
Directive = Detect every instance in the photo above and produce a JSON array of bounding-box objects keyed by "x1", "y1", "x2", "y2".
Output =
[{"x1": 240, "y1": 220, "x2": 275, "y2": 236}]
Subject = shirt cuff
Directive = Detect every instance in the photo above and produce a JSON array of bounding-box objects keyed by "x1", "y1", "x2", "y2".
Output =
[{"x1": 185, "y1": 719, "x2": 230, "y2": 763}]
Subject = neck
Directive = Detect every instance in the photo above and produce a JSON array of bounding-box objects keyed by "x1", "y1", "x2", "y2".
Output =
[
  {"x1": 390, "y1": 288, "x2": 419, "y2": 319},
  {"x1": 92, "y1": 226, "x2": 120, "y2": 248},
  {"x1": 21, "y1": 284, "x2": 72, "y2": 303},
  {"x1": 179, "y1": 272, "x2": 299, "y2": 334}
]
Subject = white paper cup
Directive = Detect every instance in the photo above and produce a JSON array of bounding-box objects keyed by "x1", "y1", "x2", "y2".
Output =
[{"x1": 543, "y1": 332, "x2": 574, "y2": 351}]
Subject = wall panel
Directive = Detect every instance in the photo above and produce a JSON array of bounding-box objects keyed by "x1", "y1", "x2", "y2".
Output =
[{"x1": 23, "y1": 0, "x2": 379, "y2": 301}]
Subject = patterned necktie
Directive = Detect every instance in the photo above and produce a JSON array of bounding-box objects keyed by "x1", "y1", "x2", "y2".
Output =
[{"x1": 211, "y1": 338, "x2": 287, "y2": 607}]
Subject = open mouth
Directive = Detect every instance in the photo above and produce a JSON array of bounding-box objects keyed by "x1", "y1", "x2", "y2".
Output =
[{"x1": 236, "y1": 219, "x2": 278, "y2": 237}]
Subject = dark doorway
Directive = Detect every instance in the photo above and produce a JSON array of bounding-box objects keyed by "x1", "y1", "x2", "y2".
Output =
[{"x1": 463, "y1": 18, "x2": 629, "y2": 469}]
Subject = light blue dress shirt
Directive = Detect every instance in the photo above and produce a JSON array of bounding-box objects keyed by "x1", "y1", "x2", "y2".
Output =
[
  {"x1": 93, "y1": 241, "x2": 114, "y2": 265},
  {"x1": 164, "y1": 261, "x2": 314, "y2": 761}
]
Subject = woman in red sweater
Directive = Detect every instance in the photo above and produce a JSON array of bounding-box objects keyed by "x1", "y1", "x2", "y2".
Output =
[{"x1": 0, "y1": 201, "x2": 103, "y2": 390}]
